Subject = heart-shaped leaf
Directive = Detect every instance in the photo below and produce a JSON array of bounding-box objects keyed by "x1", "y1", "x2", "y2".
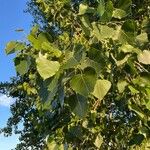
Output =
[
  {"x1": 70, "y1": 69, "x2": 97, "y2": 97},
  {"x1": 36, "y1": 54, "x2": 60, "y2": 80},
  {"x1": 93, "y1": 80, "x2": 111, "y2": 101}
]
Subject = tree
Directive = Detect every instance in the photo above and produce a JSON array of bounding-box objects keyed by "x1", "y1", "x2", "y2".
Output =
[{"x1": 0, "y1": 0, "x2": 150, "y2": 149}]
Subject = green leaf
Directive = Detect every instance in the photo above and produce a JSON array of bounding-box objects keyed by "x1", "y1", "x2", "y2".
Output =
[
  {"x1": 58, "y1": 81, "x2": 65, "y2": 107},
  {"x1": 70, "y1": 68, "x2": 97, "y2": 97},
  {"x1": 113, "y1": 9, "x2": 127, "y2": 19},
  {"x1": 128, "y1": 104, "x2": 145, "y2": 119},
  {"x1": 119, "y1": 44, "x2": 140, "y2": 54},
  {"x1": 128, "y1": 85, "x2": 139, "y2": 94},
  {"x1": 37, "y1": 77, "x2": 58, "y2": 106},
  {"x1": 94, "y1": 134, "x2": 103, "y2": 148},
  {"x1": 133, "y1": 75, "x2": 150, "y2": 87},
  {"x1": 92, "y1": 23, "x2": 115, "y2": 41},
  {"x1": 27, "y1": 34, "x2": 40, "y2": 49},
  {"x1": 137, "y1": 50, "x2": 150, "y2": 65},
  {"x1": 93, "y1": 80, "x2": 111, "y2": 101},
  {"x1": 30, "y1": 25, "x2": 39, "y2": 36},
  {"x1": 100, "y1": 1, "x2": 113, "y2": 22},
  {"x1": 116, "y1": 54, "x2": 130, "y2": 66},
  {"x1": 14, "y1": 57, "x2": 30, "y2": 75},
  {"x1": 68, "y1": 94, "x2": 88, "y2": 118},
  {"x1": 36, "y1": 54, "x2": 60, "y2": 80},
  {"x1": 117, "y1": 0, "x2": 132, "y2": 11},
  {"x1": 117, "y1": 80, "x2": 128, "y2": 93},
  {"x1": 136, "y1": 33, "x2": 149, "y2": 46},
  {"x1": 97, "y1": 0, "x2": 105, "y2": 17},
  {"x1": 63, "y1": 46, "x2": 86, "y2": 69},
  {"x1": 42, "y1": 42, "x2": 62, "y2": 58},
  {"x1": 5, "y1": 41, "x2": 25, "y2": 55},
  {"x1": 62, "y1": 51, "x2": 79, "y2": 69},
  {"x1": 80, "y1": 16, "x2": 92, "y2": 36},
  {"x1": 78, "y1": 3, "x2": 95, "y2": 15},
  {"x1": 47, "y1": 140, "x2": 63, "y2": 150},
  {"x1": 79, "y1": 58, "x2": 101, "y2": 74},
  {"x1": 28, "y1": 32, "x2": 52, "y2": 49},
  {"x1": 113, "y1": 20, "x2": 136, "y2": 44}
]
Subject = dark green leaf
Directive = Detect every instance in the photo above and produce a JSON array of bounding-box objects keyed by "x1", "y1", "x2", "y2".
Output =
[
  {"x1": 68, "y1": 94, "x2": 88, "y2": 118},
  {"x1": 70, "y1": 68, "x2": 97, "y2": 97}
]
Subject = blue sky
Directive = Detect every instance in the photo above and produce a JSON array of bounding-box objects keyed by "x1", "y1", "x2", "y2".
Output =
[{"x1": 0, "y1": 0, "x2": 33, "y2": 149}]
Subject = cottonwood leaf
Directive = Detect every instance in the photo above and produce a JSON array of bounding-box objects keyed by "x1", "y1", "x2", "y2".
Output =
[
  {"x1": 14, "y1": 57, "x2": 30, "y2": 75},
  {"x1": 136, "y1": 33, "x2": 148, "y2": 46},
  {"x1": 5, "y1": 41, "x2": 25, "y2": 55},
  {"x1": 137, "y1": 50, "x2": 150, "y2": 65},
  {"x1": 42, "y1": 42, "x2": 62, "y2": 58},
  {"x1": 97, "y1": 0, "x2": 105, "y2": 17},
  {"x1": 93, "y1": 80, "x2": 111, "y2": 100},
  {"x1": 36, "y1": 54, "x2": 60, "y2": 80},
  {"x1": 92, "y1": 23, "x2": 115, "y2": 41},
  {"x1": 78, "y1": 4, "x2": 95, "y2": 15},
  {"x1": 113, "y1": 9, "x2": 127, "y2": 19},
  {"x1": 117, "y1": 80, "x2": 128, "y2": 93},
  {"x1": 119, "y1": 44, "x2": 140, "y2": 54},
  {"x1": 70, "y1": 69, "x2": 97, "y2": 97},
  {"x1": 94, "y1": 134, "x2": 103, "y2": 148},
  {"x1": 68, "y1": 94, "x2": 88, "y2": 118}
]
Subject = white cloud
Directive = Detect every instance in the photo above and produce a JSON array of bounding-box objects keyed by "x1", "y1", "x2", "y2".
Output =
[{"x1": 0, "y1": 94, "x2": 15, "y2": 107}]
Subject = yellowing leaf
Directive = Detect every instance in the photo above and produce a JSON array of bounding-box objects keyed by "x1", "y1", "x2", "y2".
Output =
[
  {"x1": 137, "y1": 50, "x2": 150, "y2": 65},
  {"x1": 36, "y1": 54, "x2": 60, "y2": 80},
  {"x1": 93, "y1": 80, "x2": 111, "y2": 100}
]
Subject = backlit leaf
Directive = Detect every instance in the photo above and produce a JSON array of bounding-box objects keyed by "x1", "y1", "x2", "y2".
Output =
[
  {"x1": 5, "y1": 41, "x2": 25, "y2": 55},
  {"x1": 36, "y1": 54, "x2": 60, "y2": 80}
]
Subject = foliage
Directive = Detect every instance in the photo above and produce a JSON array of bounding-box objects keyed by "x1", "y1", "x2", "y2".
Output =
[{"x1": 1, "y1": 0, "x2": 150, "y2": 149}]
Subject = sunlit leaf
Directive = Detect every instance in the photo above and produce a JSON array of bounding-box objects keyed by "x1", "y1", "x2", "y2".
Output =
[
  {"x1": 117, "y1": 80, "x2": 128, "y2": 93},
  {"x1": 113, "y1": 9, "x2": 127, "y2": 19},
  {"x1": 137, "y1": 50, "x2": 150, "y2": 65},
  {"x1": 36, "y1": 54, "x2": 60, "y2": 80},
  {"x1": 94, "y1": 134, "x2": 103, "y2": 148},
  {"x1": 93, "y1": 80, "x2": 111, "y2": 101}
]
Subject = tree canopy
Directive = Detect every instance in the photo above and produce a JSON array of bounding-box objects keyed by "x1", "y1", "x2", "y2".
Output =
[{"x1": 0, "y1": 0, "x2": 150, "y2": 149}]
